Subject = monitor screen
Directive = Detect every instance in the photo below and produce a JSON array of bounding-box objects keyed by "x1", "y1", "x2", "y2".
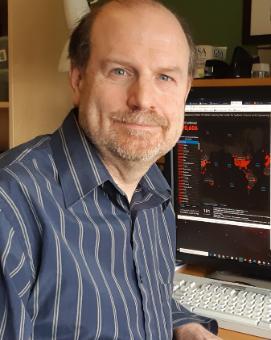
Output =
[{"x1": 170, "y1": 86, "x2": 271, "y2": 280}]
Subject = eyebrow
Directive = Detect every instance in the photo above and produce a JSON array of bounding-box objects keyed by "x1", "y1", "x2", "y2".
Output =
[
  {"x1": 101, "y1": 58, "x2": 134, "y2": 69},
  {"x1": 101, "y1": 58, "x2": 183, "y2": 75},
  {"x1": 158, "y1": 66, "x2": 183, "y2": 75}
]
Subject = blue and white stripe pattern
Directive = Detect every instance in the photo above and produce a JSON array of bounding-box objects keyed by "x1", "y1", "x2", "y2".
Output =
[{"x1": 0, "y1": 109, "x2": 217, "y2": 339}]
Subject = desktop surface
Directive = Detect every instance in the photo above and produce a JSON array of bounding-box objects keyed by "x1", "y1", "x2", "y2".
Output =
[{"x1": 176, "y1": 264, "x2": 269, "y2": 340}]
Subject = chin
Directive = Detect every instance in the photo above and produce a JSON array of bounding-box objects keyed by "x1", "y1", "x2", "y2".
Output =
[{"x1": 110, "y1": 143, "x2": 163, "y2": 163}]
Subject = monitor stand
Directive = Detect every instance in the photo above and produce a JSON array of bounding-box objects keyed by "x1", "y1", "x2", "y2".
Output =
[{"x1": 208, "y1": 270, "x2": 271, "y2": 289}]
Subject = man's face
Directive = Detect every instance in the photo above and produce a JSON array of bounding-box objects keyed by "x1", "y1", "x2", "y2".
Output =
[{"x1": 71, "y1": 3, "x2": 191, "y2": 164}]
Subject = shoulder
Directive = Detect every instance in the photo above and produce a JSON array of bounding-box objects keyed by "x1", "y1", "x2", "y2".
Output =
[
  {"x1": 0, "y1": 134, "x2": 54, "y2": 212},
  {"x1": 0, "y1": 135, "x2": 51, "y2": 169}
]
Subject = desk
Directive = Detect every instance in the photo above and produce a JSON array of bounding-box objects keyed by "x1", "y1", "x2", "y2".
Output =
[{"x1": 176, "y1": 265, "x2": 267, "y2": 340}]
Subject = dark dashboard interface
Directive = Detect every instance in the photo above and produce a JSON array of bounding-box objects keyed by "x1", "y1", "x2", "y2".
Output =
[{"x1": 175, "y1": 101, "x2": 271, "y2": 271}]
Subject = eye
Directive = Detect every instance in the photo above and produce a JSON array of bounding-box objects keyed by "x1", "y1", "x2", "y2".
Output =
[
  {"x1": 112, "y1": 68, "x2": 127, "y2": 76},
  {"x1": 159, "y1": 74, "x2": 173, "y2": 82}
]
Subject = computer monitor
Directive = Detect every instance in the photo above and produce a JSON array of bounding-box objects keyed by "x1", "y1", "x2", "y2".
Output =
[{"x1": 168, "y1": 85, "x2": 271, "y2": 283}]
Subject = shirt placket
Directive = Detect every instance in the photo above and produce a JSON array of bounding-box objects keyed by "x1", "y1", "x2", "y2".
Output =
[{"x1": 131, "y1": 209, "x2": 163, "y2": 340}]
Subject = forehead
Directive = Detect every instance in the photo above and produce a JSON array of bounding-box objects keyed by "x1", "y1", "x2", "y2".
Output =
[{"x1": 90, "y1": 2, "x2": 189, "y2": 67}]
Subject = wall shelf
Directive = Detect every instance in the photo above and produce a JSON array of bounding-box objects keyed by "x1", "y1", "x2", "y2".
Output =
[
  {"x1": 0, "y1": 101, "x2": 9, "y2": 109},
  {"x1": 192, "y1": 78, "x2": 271, "y2": 87}
]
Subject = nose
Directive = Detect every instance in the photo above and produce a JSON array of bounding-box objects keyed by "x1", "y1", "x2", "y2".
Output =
[{"x1": 127, "y1": 78, "x2": 156, "y2": 111}]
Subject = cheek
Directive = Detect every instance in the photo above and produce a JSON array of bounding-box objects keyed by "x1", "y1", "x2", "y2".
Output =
[
  {"x1": 95, "y1": 84, "x2": 129, "y2": 117},
  {"x1": 171, "y1": 112, "x2": 185, "y2": 139},
  {"x1": 81, "y1": 84, "x2": 129, "y2": 133},
  {"x1": 165, "y1": 103, "x2": 186, "y2": 141},
  {"x1": 165, "y1": 95, "x2": 185, "y2": 127}
]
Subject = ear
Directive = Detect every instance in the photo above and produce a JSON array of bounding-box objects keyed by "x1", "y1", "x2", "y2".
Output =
[
  {"x1": 69, "y1": 67, "x2": 84, "y2": 106},
  {"x1": 184, "y1": 76, "x2": 192, "y2": 102}
]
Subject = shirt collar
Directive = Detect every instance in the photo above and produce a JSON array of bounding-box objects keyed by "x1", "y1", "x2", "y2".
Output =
[
  {"x1": 50, "y1": 109, "x2": 112, "y2": 207},
  {"x1": 130, "y1": 164, "x2": 172, "y2": 211},
  {"x1": 50, "y1": 108, "x2": 171, "y2": 208},
  {"x1": 140, "y1": 164, "x2": 171, "y2": 199}
]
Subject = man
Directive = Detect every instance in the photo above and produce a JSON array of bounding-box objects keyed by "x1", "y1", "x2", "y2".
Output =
[{"x1": 0, "y1": 0, "x2": 221, "y2": 338}]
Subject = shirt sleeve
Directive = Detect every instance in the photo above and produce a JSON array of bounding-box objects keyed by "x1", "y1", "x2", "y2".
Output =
[
  {"x1": 0, "y1": 209, "x2": 33, "y2": 339},
  {"x1": 171, "y1": 297, "x2": 218, "y2": 335}
]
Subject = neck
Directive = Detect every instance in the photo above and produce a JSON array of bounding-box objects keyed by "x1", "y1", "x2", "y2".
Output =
[{"x1": 100, "y1": 154, "x2": 153, "y2": 202}]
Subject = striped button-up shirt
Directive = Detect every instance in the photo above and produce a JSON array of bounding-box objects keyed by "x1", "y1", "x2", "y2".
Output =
[{"x1": 0, "y1": 109, "x2": 217, "y2": 339}]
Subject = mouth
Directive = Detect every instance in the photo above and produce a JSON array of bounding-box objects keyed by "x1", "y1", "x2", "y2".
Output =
[{"x1": 113, "y1": 119, "x2": 162, "y2": 129}]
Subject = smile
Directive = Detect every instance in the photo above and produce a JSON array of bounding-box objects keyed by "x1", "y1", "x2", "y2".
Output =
[{"x1": 113, "y1": 120, "x2": 162, "y2": 131}]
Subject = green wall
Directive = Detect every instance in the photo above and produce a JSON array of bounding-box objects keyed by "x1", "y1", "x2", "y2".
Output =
[{"x1": 165, "y1": 0, "x2": 256, "y2": 63}]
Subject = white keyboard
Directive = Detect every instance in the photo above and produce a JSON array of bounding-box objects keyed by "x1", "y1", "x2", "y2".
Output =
[{"x1": 173, "y1": 272, "x2": 271, "y2": 339}]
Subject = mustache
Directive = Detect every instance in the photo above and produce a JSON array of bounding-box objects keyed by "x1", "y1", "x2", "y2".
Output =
[{"x1": 110, "y1": 110, "x2": 168, "y2": 128}]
